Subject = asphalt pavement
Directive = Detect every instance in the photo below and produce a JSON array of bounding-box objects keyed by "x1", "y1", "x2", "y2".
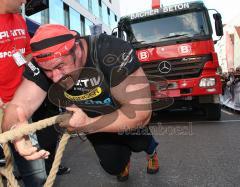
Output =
[{"x1": 53, "y1": 106, "x2": 240, "y2": 187}]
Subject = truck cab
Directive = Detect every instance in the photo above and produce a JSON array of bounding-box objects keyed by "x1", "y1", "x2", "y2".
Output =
[{"x1": 116, "y1": 1, "x2": 223, "y2": 120}]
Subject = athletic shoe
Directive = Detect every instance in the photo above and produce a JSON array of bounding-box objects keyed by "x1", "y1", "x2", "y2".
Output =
[
  {"x1": 117, "y1": 161, "x2": 130, "y2": 182},
  {"x1": 57, "y1": 165, "x2": 71, "y2": 175},
  {"x1": 147, "y1": 151, "x2": 159, "y2": 174}
]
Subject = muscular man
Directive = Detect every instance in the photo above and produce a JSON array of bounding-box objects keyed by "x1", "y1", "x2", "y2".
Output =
[{"x1": 2, "y1": 24, "x2": 159, "y2": 182}]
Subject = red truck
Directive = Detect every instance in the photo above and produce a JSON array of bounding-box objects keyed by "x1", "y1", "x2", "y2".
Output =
[{"x1": 115, "y1": 1, "x2": 223, "y2": 120}]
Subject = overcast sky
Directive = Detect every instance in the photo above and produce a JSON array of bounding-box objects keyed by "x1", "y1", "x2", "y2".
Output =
[{"x1": 119, "y1": 0, "x2": 239, "y2": 24}]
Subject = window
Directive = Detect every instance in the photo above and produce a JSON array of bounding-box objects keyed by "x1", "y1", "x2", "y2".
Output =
[
  {"x1": 130, "y1": 11, "x2": 210, "y2": 44},
  {"x1": 41, "y1": 9, "x2": 49, "y2": 24},
  {"x1": 28, "y1": 8, "x2": 49, "y2": 24},
  {"x1": 64, "y1": 3, "x2": 70, "y2": 28},
  {"x1": 49, "y1": 0, "x2": 64, "y2": 24},
  {"x1": 98, "y1": 0, "x2": 102, "y2": 7},
  {"x1": 80, "y1": 15, "x2": 85, "y2": 35},
  {"x1": 98, "y1": 0, "x2": 102, "y2": 20},
  {"x1": 110, "y1": 10, "x2": 116, "y2": 29},
  {"x1": 107, "y1": 7, "x2": 110, "y2": 26},
  {"x1": 79, "y1": 0, "x2": 89, "y2": 10},
  {"x1": 102, "y1": 3, "x2": 108, "y2": 25},
  {"x1": 92, "y1": 0, "x2": 100, "y2": 18},
  {"x1": 28, "y1": 12, "x2": 42, "y2": 24},
  {"x1": 88, "y1": 0, "x2": 93, "y2": 12},
  {"x1": 85, "y1": 18, "x2": 93, "y2": 35},
  {"x1": 69, "y1": 7, "x2": 81, "y2": 34}
]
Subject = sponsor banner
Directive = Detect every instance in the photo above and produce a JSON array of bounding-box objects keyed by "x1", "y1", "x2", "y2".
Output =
[
  {"x1": 64, "y1": 87, "x2": 102, "y2": 101},
  {"x1": 130, "y1": 2, "x2": 190, "y2": 20}
]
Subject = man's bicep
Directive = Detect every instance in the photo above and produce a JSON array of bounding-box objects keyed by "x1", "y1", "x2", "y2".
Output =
[
  {"x1": 11, "y1": 78, "x2": 47, "y2": 117},
  {"x1": 111, "y1": 67, "x2": 151, "y2": 107}
]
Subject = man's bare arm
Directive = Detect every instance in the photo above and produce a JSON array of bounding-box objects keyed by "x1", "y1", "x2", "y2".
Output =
[
  {"x1": 94, "y1": 67, "x2": 152, "y2": 132},
  {"x1": 1, "y1": 78, "x2": 51, "y2": 160},
  {"x1": 2, "y1": 78, "x2": 47, "y2": 132}
]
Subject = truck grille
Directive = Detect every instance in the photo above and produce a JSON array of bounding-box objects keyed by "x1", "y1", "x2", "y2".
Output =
[{"x1": 141, "y1": 55, "x2": 212, "y2": 81}]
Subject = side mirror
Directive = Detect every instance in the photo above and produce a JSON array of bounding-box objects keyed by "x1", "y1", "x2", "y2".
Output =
[
  {"x1": 111, "y1": 27, "x2": 118, "y2": 38},
  {"x1": 112, "y1": 31, "x2": 117, "y2": 37},
  {"x1": 213, "y1": 13, "x2": 223, "y2": 36}
]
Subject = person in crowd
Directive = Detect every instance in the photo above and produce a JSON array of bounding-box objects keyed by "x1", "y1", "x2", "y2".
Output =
[{"x1": 0, "y1": 1, "x2": 69, "y2": 185}]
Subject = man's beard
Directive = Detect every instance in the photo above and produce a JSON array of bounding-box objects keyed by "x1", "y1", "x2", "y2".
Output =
[
  {"x1": 58, "y1": 75, "x2": 75, "y2": 91},
  {"x1": 58, "y1": 69, "x2": 81, "y2": 91}
]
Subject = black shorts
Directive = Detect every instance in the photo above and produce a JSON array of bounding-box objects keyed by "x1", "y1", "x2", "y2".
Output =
[{"x1": 87, "y1": 127, "x2": 157, "y2": 175}]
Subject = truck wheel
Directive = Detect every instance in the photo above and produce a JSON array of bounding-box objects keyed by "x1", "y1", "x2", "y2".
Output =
[{"x1": 203, "y1": 103, "x2": 221, "y2": 121}]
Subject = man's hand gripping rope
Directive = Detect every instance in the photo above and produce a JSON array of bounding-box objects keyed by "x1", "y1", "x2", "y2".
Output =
[{"x1": 0, "y1": 107, "x2": 72, "y2": 160}]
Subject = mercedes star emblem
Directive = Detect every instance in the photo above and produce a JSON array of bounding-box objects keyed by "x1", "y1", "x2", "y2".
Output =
[{"x1": 158, "y1": 61, "x2": 171, "y2": 74}]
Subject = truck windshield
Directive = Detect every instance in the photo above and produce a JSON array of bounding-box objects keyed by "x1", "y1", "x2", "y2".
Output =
[{"x1": 129, "y1": 11, "x2": 210, "y2": 44}]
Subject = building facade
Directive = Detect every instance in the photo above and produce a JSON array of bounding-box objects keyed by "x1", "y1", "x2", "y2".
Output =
[
  {"x1": 215, "y1": 14, "x2": 240, "y2": 73},
  {"x1": 234, "y1": 27, "x2": 240, "y2": 69},
  {"x1": 28, "y1": 0, "x2": 120, "y2": 35}
]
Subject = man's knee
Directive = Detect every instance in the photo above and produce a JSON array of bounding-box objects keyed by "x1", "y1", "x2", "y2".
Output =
[
  {"x1": 97, "y1": 147, "x2": 131, "y2": 175},
  {"x1": 99, "y1": 159, "x2": 128, "y2": 175},
  {"x1": 131, "y1": 138, "x2": 158, "y2": 153}
]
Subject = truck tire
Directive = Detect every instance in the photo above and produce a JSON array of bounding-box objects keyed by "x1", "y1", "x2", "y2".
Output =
[{"x1": 203, "y1": 103, "x2": 221, "y2": 121}]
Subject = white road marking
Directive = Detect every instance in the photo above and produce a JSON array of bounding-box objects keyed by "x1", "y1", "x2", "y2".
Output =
[
  {"x1": 194, "y1": 119, "x2": 240, "y2": 123},
  {"x1": 221, "y1": 109, "x2": 233, "y2": 116},
  {"x1": 150, "y1": 119, "x2": 240, "y2": 125}
]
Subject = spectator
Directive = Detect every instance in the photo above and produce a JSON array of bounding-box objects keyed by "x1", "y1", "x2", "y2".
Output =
[{"x1": 0, "y1": 0, "x2": 46, "y2": 186}]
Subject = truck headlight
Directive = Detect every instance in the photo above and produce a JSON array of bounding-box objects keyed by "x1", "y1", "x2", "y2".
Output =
[{"x1": 199, "y1": 78, "x2": 216, "y2": 87}]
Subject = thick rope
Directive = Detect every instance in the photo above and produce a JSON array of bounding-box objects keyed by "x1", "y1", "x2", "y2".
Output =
[
  {"x1": 0, "y1": 144, "x2": 19, "y2": 186},
  {"x1": 2, "y1": 143, "x2": 18, "y2": 187},
  {"x1": 44, "y1": 133, "x2": 70, "y2": 187},
  {"x1": 0, "y1": 168, "x2": 20, "y2": 187},
  {"x1": 1, "y1": 109, "x2": 19, "y2": 187},
  {"x1": 0, "y1": 176, "x2": 3, "y2": 187},
  {"x1": 0, "y1": 113, "x2": 71, "y2": 187},
  {"x1": 0, "y1": 115, "x2": 61, "y2": 144}
]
